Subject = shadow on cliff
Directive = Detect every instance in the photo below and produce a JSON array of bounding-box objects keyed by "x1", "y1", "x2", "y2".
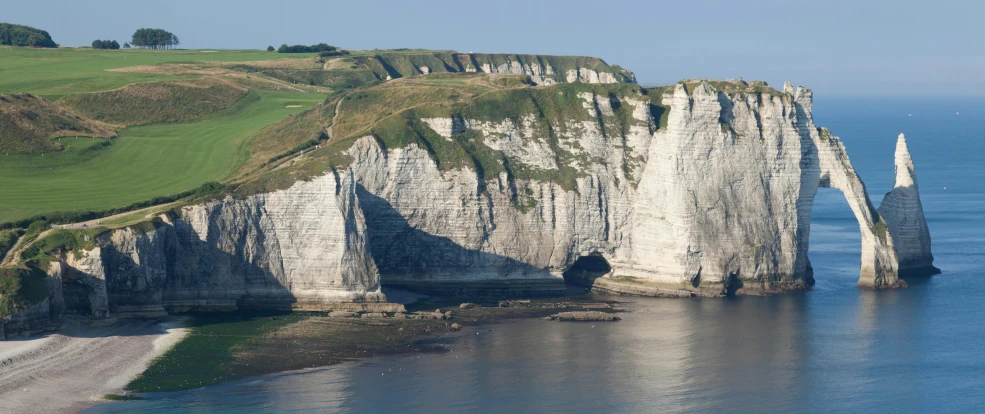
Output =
[
  {"x1": 355, "y1": 185, "x2": 563, "y2": 297},
  {"x1": 8, "y1": 221, "x2": 299, "y2": 340}
]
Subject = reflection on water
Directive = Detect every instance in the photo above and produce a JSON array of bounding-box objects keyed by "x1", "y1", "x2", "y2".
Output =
[
  {"x1": 85, "y1": 98, "x2": 985, "y2": 413},
  {"x1": 85, "y1": 272, "x2": 985, "y2": 413}
]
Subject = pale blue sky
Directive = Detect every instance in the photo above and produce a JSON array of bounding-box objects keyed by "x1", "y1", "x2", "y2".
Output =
[{"x1": 5, "y1": 0, "x2": 983, "y2": 96}]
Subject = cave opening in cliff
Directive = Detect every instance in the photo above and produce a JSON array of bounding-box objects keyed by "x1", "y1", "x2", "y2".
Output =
[
  {"x1": 563, "y1": 254, "x2": 612, "y2": 287},
  {"x1": 62, "y1": 279, "x2": 92, "y2": 315}
]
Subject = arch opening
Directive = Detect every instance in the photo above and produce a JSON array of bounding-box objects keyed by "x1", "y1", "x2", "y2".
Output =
[
  {"x1": 563, "y1": 254, "x2": 611, "y2": 287},
  {"x1": 807, "y1": 187, "x2": 864, "y2": 286}
]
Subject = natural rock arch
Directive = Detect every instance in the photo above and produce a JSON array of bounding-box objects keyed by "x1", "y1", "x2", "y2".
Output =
[{"x1": 806, "y1": 132, "x2": 938, "y2": 288}]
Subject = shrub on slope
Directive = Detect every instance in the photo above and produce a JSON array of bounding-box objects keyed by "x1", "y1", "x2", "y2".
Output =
[
  {"x1": 59, "y1": 77, "x2": 249, "y2": 126},
  {"x1": 0, "y1": 265, "x2": 48, "y2": 318},
  {"x1": 0, "y1": 94, "x2": 116, "y2": 154}
]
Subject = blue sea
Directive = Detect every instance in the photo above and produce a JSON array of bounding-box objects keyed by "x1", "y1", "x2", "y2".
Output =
[{"x1": 87, "y1": 96, "x2": 985, "y2": 413}]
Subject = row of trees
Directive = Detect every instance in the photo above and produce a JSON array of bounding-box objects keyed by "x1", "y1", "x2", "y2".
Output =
[
  {"x1": 130, "y1": 28, "x2": 179, "y2": 49},
  {"x1": 275, "y1": 43, "x2": 339, "y2": 54},
  {"x1": 91, "y1": 40, "x2": 120, "y2": 49}
]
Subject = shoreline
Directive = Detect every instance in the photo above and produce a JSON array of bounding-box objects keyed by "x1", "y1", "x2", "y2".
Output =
[
  {"x1": 0, "y1": 316, "x2": 187, "y2": 413},
  {"x1": 121, "y1": 294, "x2": 622, "y2": 395}
]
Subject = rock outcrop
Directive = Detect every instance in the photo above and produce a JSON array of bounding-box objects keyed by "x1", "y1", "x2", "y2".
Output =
[
  {"x1": 350, "y1": 52, "x2": 636, "y2": 85},
  {"x1": 878, "y1": 134, "x2": 939, "y2": 276}
]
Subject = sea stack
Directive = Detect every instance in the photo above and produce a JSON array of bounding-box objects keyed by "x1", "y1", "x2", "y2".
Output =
[{"x1": 878, "y1": 133, "x2": 940, "y2": 276}]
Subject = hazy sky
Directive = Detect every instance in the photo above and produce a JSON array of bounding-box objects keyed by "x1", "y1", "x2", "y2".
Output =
[{"x1": 5, "y1": 0, "x2": 983, "y2": 96}]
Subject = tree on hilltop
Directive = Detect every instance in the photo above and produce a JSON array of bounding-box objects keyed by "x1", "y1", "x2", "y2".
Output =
[
  {"x1": 0, "y1": 23, "x2": 57, "y2": 48},
  {"x1": 92, "y1": 39, "x2": 120, "y2": 49},
  {"x1": 130, "y1": 28, "x2": 179, "y2": 49},
  {"x1": 266, "y1": 45, "x2": 274, "y2": 52}
]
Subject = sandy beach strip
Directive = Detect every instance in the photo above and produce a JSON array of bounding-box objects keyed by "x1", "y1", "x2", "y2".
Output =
[{"x1": 0, "y1": 317, "x2": 187, "y2": 413}]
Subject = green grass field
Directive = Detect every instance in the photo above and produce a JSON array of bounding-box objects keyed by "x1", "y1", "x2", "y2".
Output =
[
  {"x1": 0, "y1": 47, "x2": 313, "y2": 99},
  {"x1": 0, "y1": 89, "x2": 324, "y2": 222}
]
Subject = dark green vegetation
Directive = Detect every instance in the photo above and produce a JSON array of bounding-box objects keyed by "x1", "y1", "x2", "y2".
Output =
[
  {"x1": 59, "y1": 77, "x2": 249, "y2": 126},
  {"x1": 103, "y1": 394, "x2": 145, "y2": 401},
  {"x1": 277, "y1": 43, "x2": 342, "y2": 54},
  {"x1": 91, "y1": 40, "x2": 120, "y2": 50},
  {"x1": 130, "y1": 28, "x2": 179, "y2": 49},
  {"x1": 0, "y1": 265, "x2": 48, "y2": 317},
  {"x1": 0, "y1": 23, "x2": 56, "y2": 48},
  {"x1": 0, "y1": 93, "x2": 116, "y2": 154},
  {"x1": 127, "y1": 312, "x2": 306, "y2": 392}
]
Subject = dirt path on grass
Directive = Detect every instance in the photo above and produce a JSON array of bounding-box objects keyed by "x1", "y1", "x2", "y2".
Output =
[
  {"x1": 0, "y1": 230, "x2": 50, "y2": 267},
  {"x1": 0, "y1": 202, "x2": 176, "y2": 267},
  {"x1": 0, "y1": 317, "x2": 187, "y2": 413},
  {"x1": 50, "y1": 201, "x2": 179, "y2": 231}
]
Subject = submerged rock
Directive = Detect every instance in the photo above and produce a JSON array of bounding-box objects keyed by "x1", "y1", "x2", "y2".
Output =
[{"x1": 547, "y1": 311, "x2": 620, "y2": 322}]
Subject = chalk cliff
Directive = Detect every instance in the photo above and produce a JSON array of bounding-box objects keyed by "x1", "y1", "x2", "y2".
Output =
[
  {"x1": 37, "y1": 170, "x2": 384, "y2": 322},
  {"x1": 878, "y1": 134, "x2": 939, "y2": 276},
  {"x1": 2, "y1": 77, "x2": 938, "y2": 331}
]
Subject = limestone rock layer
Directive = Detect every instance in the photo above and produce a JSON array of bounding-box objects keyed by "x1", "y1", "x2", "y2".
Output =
[{"x1": 44, "y1": 170, "x2": 384, "y2": 318}]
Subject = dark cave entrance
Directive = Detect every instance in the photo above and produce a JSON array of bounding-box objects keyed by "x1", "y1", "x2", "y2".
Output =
[
  {"x1": 62, "y1": 278, "x2": 93, "y2": 314},
  {"x1": 563, "y1": 254, "x2": 612, "y2": 287}
]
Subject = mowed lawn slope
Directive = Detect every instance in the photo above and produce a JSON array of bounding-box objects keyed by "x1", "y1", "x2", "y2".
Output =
[
  {"x1": 0, "y1": 47, "x2": 314, "y2": 99},
  {"x1": 0, "y1": 90, "x2": 324, "y2": 222}
]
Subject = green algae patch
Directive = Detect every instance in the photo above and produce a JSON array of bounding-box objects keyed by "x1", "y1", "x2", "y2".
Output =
[{"x1": 127, "y1": 312, "x2": 304, "y2": 393}]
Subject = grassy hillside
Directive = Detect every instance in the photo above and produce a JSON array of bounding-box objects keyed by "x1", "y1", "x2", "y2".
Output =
[
  {"x1": 0, "y1": 47, "x2": 314, "y2": 99},
  {"x1": 0, "y1": 46, "x2": 653, "y2": 226},
  {"x1": 59, "y1": 77, "x2": 248, "y2": 126},
  {"x1": 0, "y1": 90, "x2": 324, "y2": 223},
  {"x1": 0, "y1": 93, "x2": 116, "y2": 154}
]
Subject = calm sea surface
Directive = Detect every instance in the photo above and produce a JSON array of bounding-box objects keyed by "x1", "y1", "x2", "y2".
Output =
[{"x1": 87, "y1": 96, "x2": 985, "y2": 413}]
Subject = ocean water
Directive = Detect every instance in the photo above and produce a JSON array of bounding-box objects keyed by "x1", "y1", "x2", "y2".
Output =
[{"x1": 86, "y1": 97, "x2": 985, "y2": 413}]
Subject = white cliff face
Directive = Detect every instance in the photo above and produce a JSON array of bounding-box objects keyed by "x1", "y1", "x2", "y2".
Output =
[
  {"x1": 47, "y1": 170, "x2": 383, "y2": 316},
  {"x1": 349, "y1": 81, "x2": 921, "y2": 295},
  {"x1": 878, "y1": 134, "x2": 939, "y2": 276},
  {"x1": 477, "y1": 62, "x2": 557, "y2": 85},
  {"x1": 565, "y1": 69, "x2": 620, "y2": 84},
  {"x1": 421, "y1": 117, "x2": 466, "y2": 141}
]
